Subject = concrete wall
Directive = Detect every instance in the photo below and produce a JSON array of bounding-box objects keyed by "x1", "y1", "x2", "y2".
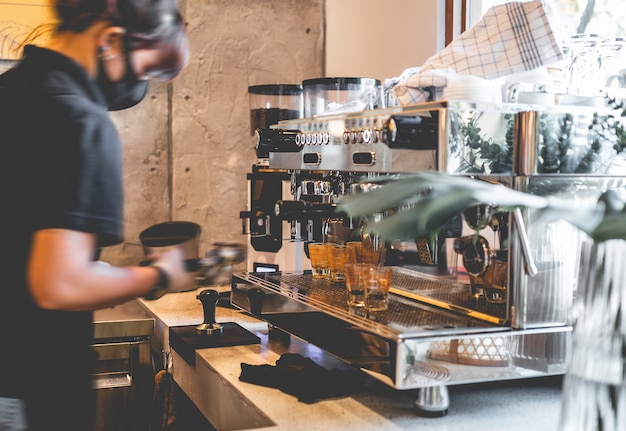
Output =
[{"x1": 102, "y1": 0, "x2": 325, "y2": 265}]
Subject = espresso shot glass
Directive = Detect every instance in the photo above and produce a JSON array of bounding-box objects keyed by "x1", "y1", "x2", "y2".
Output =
[
  {"x1": 363, "y1": 266, "x2": 392, "y2": 312},
  {"x1": 308, "y1": 243, "x2": 330, "y2": 279}
]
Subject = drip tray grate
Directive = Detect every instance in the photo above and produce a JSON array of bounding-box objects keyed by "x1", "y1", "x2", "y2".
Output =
[{"x1": 240, "y1": 269, "x2": 506, "y2": 333}]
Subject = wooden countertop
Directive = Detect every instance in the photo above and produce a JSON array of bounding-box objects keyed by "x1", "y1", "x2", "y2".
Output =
[{"x1": 139, "y1": 289, "x2": 564, "y2": 431}]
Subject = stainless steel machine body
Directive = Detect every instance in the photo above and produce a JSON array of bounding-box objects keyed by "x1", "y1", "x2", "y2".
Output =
[
  {"x1": 235, "y1": 100, "x2": 626, "y2": 393},
  {"x1": 92, "y1": 300, "x2": 154, "y2": 431}
]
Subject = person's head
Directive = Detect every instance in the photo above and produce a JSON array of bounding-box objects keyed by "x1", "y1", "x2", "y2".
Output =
[
  {"x1": 53, "y1": 0, "x2": 189, "y2": 82},
  {"x1": 40, "y1": 0, "x2": 189, "y2": 110}
]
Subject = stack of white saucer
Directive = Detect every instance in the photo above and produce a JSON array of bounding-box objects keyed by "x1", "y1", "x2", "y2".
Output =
[{"x1": 443, "y1": 75, "x2": 502, "y2": 103}]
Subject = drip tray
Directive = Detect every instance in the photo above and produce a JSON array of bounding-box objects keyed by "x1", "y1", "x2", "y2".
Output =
[{"x1": 170, "y1": 323, "x2": 260, "y2": 365}]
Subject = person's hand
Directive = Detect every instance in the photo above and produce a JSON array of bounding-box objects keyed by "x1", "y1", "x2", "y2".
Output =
[{"x1": 150, "y1": 246, "x2": 197, "y2": 294}]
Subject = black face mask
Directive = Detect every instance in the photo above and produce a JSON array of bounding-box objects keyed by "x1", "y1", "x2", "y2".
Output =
[{"x1": 97, "y1": 38, "x2": 149, "y2": 111}]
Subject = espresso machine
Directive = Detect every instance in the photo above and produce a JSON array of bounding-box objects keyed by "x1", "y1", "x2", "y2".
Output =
[{"x1": 236, "y1": 94, "x2": 626, "y2": 414}]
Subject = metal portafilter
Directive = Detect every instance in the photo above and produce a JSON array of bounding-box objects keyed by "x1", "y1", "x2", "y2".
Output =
[
  {"x1": 200, "y1": 242, "x2": 247, "y2": 286},
  {"x1": 140, "y1": 242, "x2": 246, "y2": 286}
]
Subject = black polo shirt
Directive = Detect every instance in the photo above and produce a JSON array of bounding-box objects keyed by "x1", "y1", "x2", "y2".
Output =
[{"x1": 0, "y1": 45, "x2": 124, "y2": 425}]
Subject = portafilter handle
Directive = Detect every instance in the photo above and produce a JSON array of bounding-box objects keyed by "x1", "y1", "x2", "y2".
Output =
[{"x1": 196, "y1": 289, "x2": 223, "y2": 335}]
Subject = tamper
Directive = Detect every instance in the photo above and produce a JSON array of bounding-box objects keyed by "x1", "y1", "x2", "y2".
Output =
[
  {"x1": 196, "y1": 289, "x2": 223, "y2": 335},
  {"x1": 168, "y1": 288, "x2": 260, "y2": 366}
]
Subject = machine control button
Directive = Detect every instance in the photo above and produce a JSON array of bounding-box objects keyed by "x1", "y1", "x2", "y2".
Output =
[
  {"x1": 303, "y1": 152, "x2": 322, "y2": 165},
  {"x1": 352, "y1": 151, "x2": 376, "y2": 166},
  {"x1": 342, "y1": 130, "x2": 350, "y2": 144},
  {"x1": 350, "y1": 129, "x2": 357, "y2": 144},
  {"x1": 322, "y1": 131, "x2": 330, "y2": 144},
  {"x1": 362, "y1": 128, "x2": 371, "y2": 143}
]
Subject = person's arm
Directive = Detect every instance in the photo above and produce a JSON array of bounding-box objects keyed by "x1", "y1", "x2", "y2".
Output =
[{"x1": 27, "y1": 228, "x2": 190, "y2": 311}]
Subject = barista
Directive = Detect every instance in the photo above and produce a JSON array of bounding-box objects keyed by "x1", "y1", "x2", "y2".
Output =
[{"x1": 0, "y1": 1, "x2": 192, "y2": 429}]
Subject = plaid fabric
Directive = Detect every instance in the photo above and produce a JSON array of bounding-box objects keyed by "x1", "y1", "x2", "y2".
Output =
[{"x1": 393, "y1": 0, "x2": 563, "y2": 105}]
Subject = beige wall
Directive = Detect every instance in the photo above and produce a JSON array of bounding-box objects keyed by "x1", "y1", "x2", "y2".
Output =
[
  {"x1": 325, "y1": 0, "x2": 442, "y2": 81},
  {"x1": 102, "y1": 0, "x2": 325, "y2": 265}
]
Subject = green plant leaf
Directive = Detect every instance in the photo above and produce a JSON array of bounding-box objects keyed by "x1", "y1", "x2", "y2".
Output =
[
  {"x1": 336, "y1": 172, "x2": 618, "y2": 244},
  {"x1": 532, "y1": 197, "x2": 606, "y2": 236},
  {"x1": 591, "y1": 213, "x2": 626, "y2": 242}
]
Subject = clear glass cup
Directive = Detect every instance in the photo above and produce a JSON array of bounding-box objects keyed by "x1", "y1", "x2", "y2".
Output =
[
  {"x1": 363, "y1": 266, "x2": 393, "y2": 312},
  {"x1": 483, "y1": 250, "x2": 508, "y2": 304},
  {"x1": 302, "y1": 77, "x2": 382, "y2": 117},
  {"x1": 328, "y1": 244, "x2": 356, "y2": 282},
  {"x1": 308, "y1": 243, "x2": 330, "y2": 279},
  {"x1": 348, "y1": 241, "x2": 382, "y2": 265},
  {"x1": 345, "y1": 263, "x2": 368, "y2": 308}
]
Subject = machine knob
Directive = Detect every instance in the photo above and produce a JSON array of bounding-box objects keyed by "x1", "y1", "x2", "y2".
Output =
[{"x1": 196, "y1": 289, "x2": 223, "y2": 335}]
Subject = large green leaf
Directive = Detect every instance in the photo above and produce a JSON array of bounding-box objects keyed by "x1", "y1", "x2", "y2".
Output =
[
  {"x1": 531, "y1": 197, "x2": 606, "y2": 236},
  {"x1": 337, "y1": 177, "x2": 432, "y2": 216},
  {"x1": 363, "y1": 206, "x2": 433, "y2": 241},
  {"x1": 413, "y1": 189, "x2": 481, "y2": 234},
  {"x1": 336, "y1": 172, "x2": 621, "y2": 244},
  {"x1": 591, "y1": 212, "x2": 626, "y2": 242}
]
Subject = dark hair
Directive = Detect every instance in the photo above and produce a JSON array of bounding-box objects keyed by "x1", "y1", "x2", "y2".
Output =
[{"x1": 54, "y1": 0, "x2": 189, "y2": 81}]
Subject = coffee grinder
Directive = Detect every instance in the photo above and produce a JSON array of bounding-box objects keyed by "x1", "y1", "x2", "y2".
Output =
[{"x1": 241, "y1": 84, "x2": 309, "y2": 273}]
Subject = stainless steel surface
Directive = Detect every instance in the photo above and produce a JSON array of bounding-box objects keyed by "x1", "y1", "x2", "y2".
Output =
[
  {"x1": 92, "y1": 300, "x2": 154, "y2": 431},
  {"x1": 93, "y1": 299, "x2": 154, "y2": 339},
  {"x1": 414, "y1": 385, "x2": 450, "y2": 416},
  {"x1": 195, "y1": 322, "x2": 223, "y2": 335},
  {"x1": 232, "y1": 271, "x2": 569, "y2": 390},
  {"x1": 139, "y1": 221, "x2": 200, "y2": 260},
  {"x1": 513, "y1": 208, "x2": 538, "y2": 276},
  {"x1": 267, "y1": 103, "x2": 443, "y2": 172},
  {"x1": 237, "y1": 100, "x2": 626, "y2": 394},
  {"x1": 139, "y1": 221, "x2": 201, "y2": 292},
  {"x1": 235, "y1": 270, "x2": 500, "y2": 335}
]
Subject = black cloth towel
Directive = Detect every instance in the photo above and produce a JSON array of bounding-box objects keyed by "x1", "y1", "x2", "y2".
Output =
[{"x1": 239, "y1": 353, "x2": 362, "y2": 404}]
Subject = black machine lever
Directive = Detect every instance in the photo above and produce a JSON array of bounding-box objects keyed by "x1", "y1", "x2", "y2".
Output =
[
  {"x1": 246, "y1": 288, "x2": 266, "y2": 317},
  {"x1": 196, "y1": 289, "x2": 223, "y2": 335},
  {"x1": 274, "y1": 200, "x2": 344, "y2": 220},
  {"x1": 384, "y1": 113, "x2": 439, "y2": 150},
  {"x1": 255, "y1": 128, "x2": 302, "y2": 157}
]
